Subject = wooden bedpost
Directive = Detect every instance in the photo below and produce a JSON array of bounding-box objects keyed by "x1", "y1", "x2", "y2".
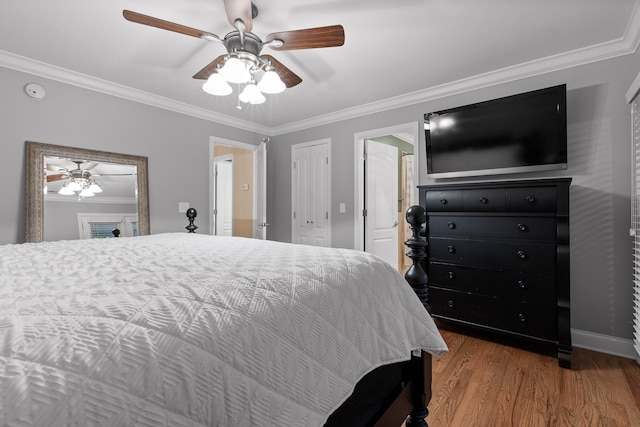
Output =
[
  {"x1": 404, "y1": 205, "x2": 430, "y2": 313},
  {"x1": 404, "y1": 205, "x2": 431, "y2": 427}
]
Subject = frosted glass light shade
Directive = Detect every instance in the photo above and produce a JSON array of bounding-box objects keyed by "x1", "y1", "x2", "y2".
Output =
[
  {"x1": 67, "y1": 181, "x2": 83, "y2": 191},
  {"x1": 58, "y1": 185, "x2": 75, "y2": 195},
  {"x1": 257, "y1": 70, "x2": 285, "y2": 94},
  {"x1": 88, "y1": 182, "x2": 103, "y2": 193},
  {"x1": 203, "y1": 73, "x2": 232, "y2": 96},
  {"x1": 239, "y1": 82, "x2": 265, "y2": 104},
  {"x1": 79, "y1": 188, "x2": 95, "y2": 197},
  {"x1": 219, "y1": 57, "x2": 251, "y2": 84}
]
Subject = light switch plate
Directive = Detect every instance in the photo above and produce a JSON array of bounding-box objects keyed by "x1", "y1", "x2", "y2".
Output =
[{"x1": 178, "y1": 202, "x2": 189, "y2": 213}]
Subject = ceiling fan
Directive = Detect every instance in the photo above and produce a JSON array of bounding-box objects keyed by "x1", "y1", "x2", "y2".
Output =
[
  {"x1": 46, "y1": 160, "x2": 136, "y2": 197},
  {"x1": 122, "y1": 0, "x2": 345, "y2": 104}
]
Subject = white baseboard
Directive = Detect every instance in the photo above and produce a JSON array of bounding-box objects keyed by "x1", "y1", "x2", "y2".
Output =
[{"x1": 571, "y1": 328, "x2": 637, "y2": 359}]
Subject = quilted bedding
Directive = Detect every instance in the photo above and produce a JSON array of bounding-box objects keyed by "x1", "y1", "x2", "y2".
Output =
[{"x1": 0, "y1": 233, "x2": 447, "y2": 426}]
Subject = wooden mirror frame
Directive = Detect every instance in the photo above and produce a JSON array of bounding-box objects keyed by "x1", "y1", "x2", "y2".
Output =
[{"x1": 25, "y1": 141, "x2": 150, "y2": 243}]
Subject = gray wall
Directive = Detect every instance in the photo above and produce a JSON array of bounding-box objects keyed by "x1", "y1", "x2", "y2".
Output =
[
  {"x1": 269, "y1": 51, "x2": 640, "y2": 343},
  {"x1": 0, "y1": 66, "x2": 262, "y2": 244},
  {"x1": 44, "y1": 200, "x2": 135, "y2": 241}
]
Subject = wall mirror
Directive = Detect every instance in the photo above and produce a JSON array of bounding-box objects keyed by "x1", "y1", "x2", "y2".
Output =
[{"x1": 25, "y1": 141, "x2": 150, "y2": 242}]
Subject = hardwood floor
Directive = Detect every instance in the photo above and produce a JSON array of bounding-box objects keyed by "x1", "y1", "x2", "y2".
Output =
[{"x1": 425, "y1": 322, "x2": 640, "y2": 426}]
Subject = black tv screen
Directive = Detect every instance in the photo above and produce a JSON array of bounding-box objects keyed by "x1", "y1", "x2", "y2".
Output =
[{"x1": 425, "y1": 84, "x2": 567, "y2": 178}]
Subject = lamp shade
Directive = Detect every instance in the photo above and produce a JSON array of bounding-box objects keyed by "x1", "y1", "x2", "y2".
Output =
[
  {"x1": 88, "y1": 182, "x2": 103, "y2": 193},
  {"x1": 239, "y1": 81, "x2": 265, "y2": 104},
  {"x1": 58, "y1": 185, "x2": 75, "y2": 196},
  {"x1": 219, "y1": 57, "x2": 251, "y2": 84},
  {"x1": 67, "y1": 181, "x2": 83, "y2": 192},
  {"x1": 79, "y1": 188, "x2": 95, "y2": 197},
  {"x1": 258, "y1": 70, "x2": 285, "y2": 94},
  {"x1": 203, "y1": 72, "x2": 232, "y2": 96}
]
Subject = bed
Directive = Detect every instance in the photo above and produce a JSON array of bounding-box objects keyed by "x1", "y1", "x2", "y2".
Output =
[{"x1": 0, "y1": 229, "x2": 446, "y2": 426}]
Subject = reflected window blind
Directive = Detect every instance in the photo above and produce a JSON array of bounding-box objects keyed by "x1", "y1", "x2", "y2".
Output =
[
  {"x1": 90, "y1": 222, "x2": 121, "y2": 239},
  {"x1": 632, "y1": 95, "x2": 640, "y2": 360}
]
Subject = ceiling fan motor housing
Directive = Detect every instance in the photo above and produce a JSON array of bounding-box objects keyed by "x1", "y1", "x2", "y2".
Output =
[{"x1": 224, "y1": 31, "x2": 262, "y2": 67}]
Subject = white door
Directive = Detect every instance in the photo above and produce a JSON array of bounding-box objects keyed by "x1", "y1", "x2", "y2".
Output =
[
  {"x1": 255, "y1": 140, "x2": 268, "y2": 240},
  {"x1": 291, "y1": 141, "x2": 330, "y2": 246},
  {"x1": 365, "y1": 140, "x2": 399, "y2": 269},
  {"x1": 214, "y1": 155, "x2": 233, "y2": 236},
  {"x1": 292, "y1": 145, "x2": 311, "y2": 245}
]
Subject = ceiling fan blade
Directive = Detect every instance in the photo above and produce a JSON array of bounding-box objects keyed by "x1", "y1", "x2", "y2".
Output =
[
  {"x1": 193, "y1": 55, "x2": 228, "y2": 80},
  {"x1": 47, "y1": 173, "x2": 68, "y2": 182},
  {"x1": 266, "y1": 25, "x2": 345, "y2": 51},
  {"x1": 223, "y1": 0, "x2": 253, "y2": 32},
  {"x1": 261, "y1": 55, "x2": 302, "y2": 88},
  {"x1": 123, "y1": 10, "x2": 220, "y2": 41}
]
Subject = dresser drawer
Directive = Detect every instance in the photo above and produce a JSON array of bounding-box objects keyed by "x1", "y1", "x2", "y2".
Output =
[
  {"x1": 429, "y1": 237, "x2": 556, "y2": 272},
  {"x1": 506, "y1": 186, "x2": 557, "y2": 212},
  {"x1": 463, "y1": 188, "x2": 505, "y2": 212},
  {"x1": 428, "y1": 216, "x2": 557, "y2": 240},
  {"x1": 429, "y1": 288, "x2": 557, "y2": 340},
  {"x1": 428, "y1": 263, "x2": 556, "y2": 304},
  {"x1": 425, "y1": 190, "x2": 463, "y2": 212}
]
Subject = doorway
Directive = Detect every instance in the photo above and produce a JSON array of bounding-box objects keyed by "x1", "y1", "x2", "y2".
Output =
[
  {"x1": 209, "y1": 137, "x2": 268, "y2": 239},
  {"x1": 354, "y1": 122, "x2": 420, "y2": 273},
  {"x1": 213, "y1": 154, "x2": 233, "y2": 236}
]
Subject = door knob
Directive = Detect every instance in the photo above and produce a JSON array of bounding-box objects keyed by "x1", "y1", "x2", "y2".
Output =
[{"x1": 393, "y1": 221, "x2": 399, "y2": 228}]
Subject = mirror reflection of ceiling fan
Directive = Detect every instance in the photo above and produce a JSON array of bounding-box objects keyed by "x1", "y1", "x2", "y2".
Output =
[
  {"x1": 122, "y1": 0, "x2": 345, "y2": 104},
  {"x1": 46, "y1": 160, "x2": 136, "y2": 197}
]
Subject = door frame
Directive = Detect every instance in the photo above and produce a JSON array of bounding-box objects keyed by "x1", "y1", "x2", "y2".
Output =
[
  {"x1": 353, "y1": 122, "x2": 421, "y2": 251},
  {"x1": 209, "y1": 137, "x2": 261, "y2": 237},
  {"x1": 213, "y1": 153, "x2": 234, "y2": 236}
]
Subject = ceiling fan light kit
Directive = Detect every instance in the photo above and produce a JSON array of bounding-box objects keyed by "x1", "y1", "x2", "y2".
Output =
[{"x1": 123, "y1": 0, "x2": 344, "y2": 108}]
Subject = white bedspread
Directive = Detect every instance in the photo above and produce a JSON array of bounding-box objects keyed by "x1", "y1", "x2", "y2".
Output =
[{"x1": 0, "y1": 233, "x2": 447, "y2": 427}]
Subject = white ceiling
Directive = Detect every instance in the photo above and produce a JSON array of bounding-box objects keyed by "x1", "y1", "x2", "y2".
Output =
[{"x1": 1, "y1": 0, "x2": 639, "y2": 134}]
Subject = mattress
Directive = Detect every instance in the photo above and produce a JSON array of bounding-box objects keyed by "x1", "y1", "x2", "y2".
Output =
[{"x1": 0, "y1": 233, "x2": 447, "y2": 426}]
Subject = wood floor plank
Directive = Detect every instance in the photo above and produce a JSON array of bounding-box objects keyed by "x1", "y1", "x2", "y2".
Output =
[{"x1": 425, "y1": 324, "x2": 640, "y2": 427}]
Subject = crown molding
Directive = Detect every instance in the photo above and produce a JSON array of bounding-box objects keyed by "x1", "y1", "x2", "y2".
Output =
[
  {"x1": 273, "y1": 33, "x2": 640, "y2": 135},
  {"x1": 45, "y1": 194, "x2": 137, "y2": 204},
  {"x1": 2, "y1": 2, "x2": 639, "y2": 137},
  {"x1": 0, "y1": 50, "x2": 271, "y2": 135}
]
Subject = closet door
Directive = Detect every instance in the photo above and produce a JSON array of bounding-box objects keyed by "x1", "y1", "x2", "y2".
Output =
[
  {"x1": 292, "y1": 145, "x2": 311, "y2": 245},
  {"x1": 292, "y1": 141, "x2": 330, "y2": 247}
]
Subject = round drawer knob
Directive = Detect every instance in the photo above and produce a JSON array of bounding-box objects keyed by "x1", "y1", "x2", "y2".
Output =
[
  {"x1": 448, "y1": 245, "x2": 456, "y2": 254},
  {"x1": 447, "y1": 221, "x2": 456, "y2": 230},
  {"x1": 447, "y1": 300, "x2": 455, "y2": 308},
  {"x1": 517, "y1": 280, "x2": 527, "y2": 289},
  {"x1": 440, "y1": 199, "x2": 448, "y2": 205},
  {"x1": 517, "y1": 250, "x2": 527, "y2": 259},
  {"x1": 526, "y1": 195, "x2": 536, "y2": 203},
  {"x1": 517, "y1": 223, "x2": 528, "y2": 232},
  {"x1": 448, "y1": 271, "x2": 456, "y2": 280},
  {"x1": 518, "y1": 313, "x2": 527, "y2": 322},
  {"x1": 479, "y1": 197, "x2": 488, "y2": 204}
]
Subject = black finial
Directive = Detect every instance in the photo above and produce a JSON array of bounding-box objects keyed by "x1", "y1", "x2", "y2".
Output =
[{"x1": 186, "y1": 208, "x2": 198, "y2": 233}]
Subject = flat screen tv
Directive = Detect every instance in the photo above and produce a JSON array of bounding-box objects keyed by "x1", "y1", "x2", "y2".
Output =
[{"x1": 425, "y1": 84, "x2": 567, "y2": 179}]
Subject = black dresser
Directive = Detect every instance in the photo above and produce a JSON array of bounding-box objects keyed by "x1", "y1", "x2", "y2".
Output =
[{"x1": 419, "y1": 178, "x2": 571, "y2": 368}]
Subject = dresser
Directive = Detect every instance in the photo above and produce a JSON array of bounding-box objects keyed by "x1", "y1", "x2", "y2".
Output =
[{"x1": 419, "y1": 178, "x2": 571, "y2": 368}]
